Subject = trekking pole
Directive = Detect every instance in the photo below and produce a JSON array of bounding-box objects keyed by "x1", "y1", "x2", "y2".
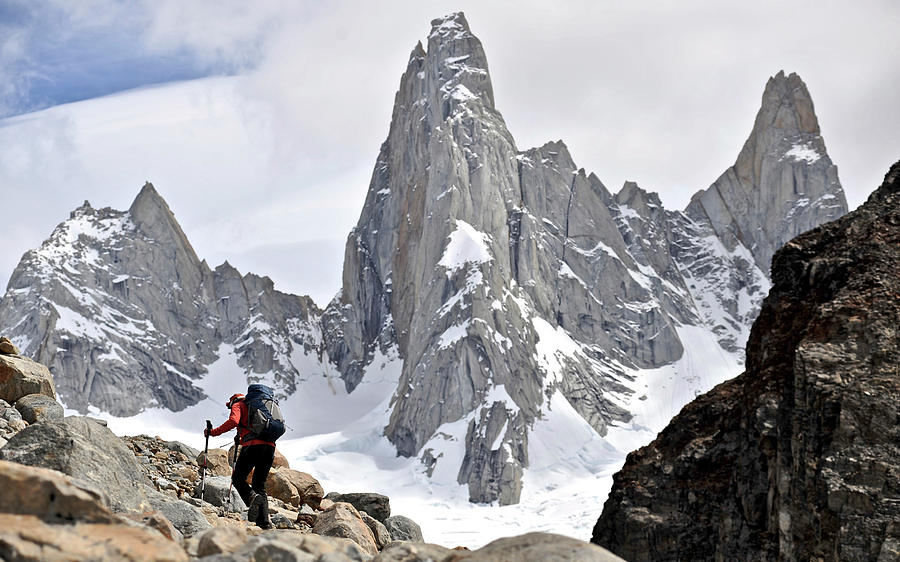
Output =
[{"x1": 199, "y1": 419, "x2": 212, "y2": 501}]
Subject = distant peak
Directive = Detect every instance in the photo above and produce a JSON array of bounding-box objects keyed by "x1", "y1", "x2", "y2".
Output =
[
  {"x1": 410, "y1": 40, "x2": 426, "y2": 61},
  {"x1": 215, "y1": 261, "x2": 240, "y2": 276},
  {"x1": 616, "y1": 181, "x2": 662, "y2": 209},
  {"x1": 130, "y1": 182, "x2": 169, "y2": 214},
  {"x1": 126, "y1": 182, "x2": 197, "y2": 258},
  {"x1": 757, "y1": 70, "x2": 819, "y2": 135}
]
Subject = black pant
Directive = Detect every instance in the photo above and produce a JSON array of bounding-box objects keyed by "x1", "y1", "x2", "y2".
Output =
[{"x1": 232, "y1": 443, "x2": 275, "y2": 506}]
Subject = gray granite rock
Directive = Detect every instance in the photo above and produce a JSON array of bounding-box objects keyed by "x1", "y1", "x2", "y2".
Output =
[
  {"x1": 146, "y1": 489, "x2": 212, "y2": 537},
  {"x1": 14, "y1": 393, "x2": 64, "y2": 424},
  {"x1": 384, "y1": 515, "x2": 423, "y2": 543},
  {"x1": 193, "y1": 475, "x2": 246, "y2": 512},
  {"x1": 0, "y1": 416, "x2": 150, "y2": 512},
  {"x1": 330, "y1": 493, "x2": 390, "y2": 523}
]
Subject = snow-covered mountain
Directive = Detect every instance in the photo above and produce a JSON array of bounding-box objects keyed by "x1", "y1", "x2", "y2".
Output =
[{"x1": 0, "y1": 12, "x2": 846, "y2": 512}]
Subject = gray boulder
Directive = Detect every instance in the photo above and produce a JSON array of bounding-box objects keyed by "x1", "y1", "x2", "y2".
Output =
[
  {"x1": 0, "y1": 354, "x2": 56, "y2": 403},
  {"x1": 330, "y1": 493, "x2": 390, "y2": 523},
  {"x1": 384, "y1": 515, "x2": 423, "y2": 543},
  {"x1": 14, "y1": 393, "x2": 64, "y2": 423},
  {"x1": 0, "y1": 416, "x2": 149, "y2": 511},
  {"x1": 206, "y1": 532, "x2": 369, "y2": 562},
  {"x1": 193, "y1": 475, "x2": 246, "y2": 512},
  {"x1": 248, "y1": 541, "x2": 315, "y2": 561},
  {"x1": 146, "y1": 489, "x2": 212, "y2": 536},
  {"x1": 163, "y1": 439, "x2": 200, "y2": 460}
]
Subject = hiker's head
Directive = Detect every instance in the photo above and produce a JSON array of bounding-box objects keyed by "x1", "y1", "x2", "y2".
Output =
[{"x1": 226, "y1": 393, "x2": 244, "y2": 409}]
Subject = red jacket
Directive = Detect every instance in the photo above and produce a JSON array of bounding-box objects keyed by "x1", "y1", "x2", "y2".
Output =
[{"x1": 209, "y1": 400, "x2": 275, "y2": 447}]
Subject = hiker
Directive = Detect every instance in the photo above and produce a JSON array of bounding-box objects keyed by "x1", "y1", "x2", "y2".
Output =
[{"x1": 205, "y1": 385, "x2": 285, "y2": 529}]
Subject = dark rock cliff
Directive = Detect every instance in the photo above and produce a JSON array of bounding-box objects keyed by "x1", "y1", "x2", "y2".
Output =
[{"x1": 591, "y1": 160, "x2": 900, "y2": 561}]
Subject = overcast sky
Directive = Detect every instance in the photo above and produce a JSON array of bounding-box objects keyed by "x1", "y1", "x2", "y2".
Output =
[{"x1": 1, "y1": 0, "x2": 898, "y2": 305}]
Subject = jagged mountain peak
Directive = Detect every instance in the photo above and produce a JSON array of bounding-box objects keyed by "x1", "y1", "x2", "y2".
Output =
[
  {"x1": 428, "y1": 12, "x2": 472, "y2": 40},
  {"x1": 685, "y1": 69, "x2": 847, "y2": 272},
  {"x1": 424, "y1": 11, "x2": 495, "y2": 111},
  {"x1": 320, "y1": 17, "x2": 849, "y2": 507},
  {"x1": 615, "y1": 181, "x2": 663, "y2": 211},
  {"x1": 69, "y1": 200, "x2": 93, "y2": 218},
  {"x1": 0, "y1": 181, "x2": 326, "y2": 415},
  {"x1": 410, "y1": 40, "x2": 426, "y2": 61},
  {"x1": 129, "y1": 181, "x2": 168, "y2": 218},
  {"x1": 127, "y1": 181, "x2": 201, "y2": 265},
  {"x1": 759, "y1": 70, "x2": 819, "y2": 135}
]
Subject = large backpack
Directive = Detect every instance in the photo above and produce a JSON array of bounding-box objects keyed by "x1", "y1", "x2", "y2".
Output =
[{"x1": 242, "y1": 384, "x2": 286, "y2": 444}]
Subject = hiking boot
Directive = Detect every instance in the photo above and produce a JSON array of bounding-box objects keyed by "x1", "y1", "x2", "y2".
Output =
[
  {"x1": 256, "y1": 493, "x2": 272, "y2": 529},
  {"x1": 247, "y1": 491, "x2": 263, "y2": 523}
]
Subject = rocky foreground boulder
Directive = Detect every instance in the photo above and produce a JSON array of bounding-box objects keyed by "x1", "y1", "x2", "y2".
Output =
[
  {"x1": 0, "y1": 351, "x2": 56, "y2": 403},
  {"x1": 0, "y1": 459, "x2": 186, "y2": 561},
  {"x1": 1, "y1": 416, "x2": 151, "y2": 511},
  {"x1": 592, "y1": 160, "x2": 900, "y2": 560}
]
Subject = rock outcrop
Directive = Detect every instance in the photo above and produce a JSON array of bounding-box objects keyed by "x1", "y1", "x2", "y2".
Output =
[
  {"x1": 592, "y1": 160, "x2": 900, "y2": 560},
  {"x1": 0, "y1": 352, "x2": 56, "y2": 403},
  {"x1": 0, "y1": 416, "x2": 151, "y2": 511}
]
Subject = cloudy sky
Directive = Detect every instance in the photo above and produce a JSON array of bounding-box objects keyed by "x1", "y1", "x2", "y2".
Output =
[{"x1": 1, "y1": 0, "x2": 898, "y2": 305}]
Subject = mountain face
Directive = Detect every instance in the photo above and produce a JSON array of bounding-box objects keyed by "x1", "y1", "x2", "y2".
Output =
[
  {"x1": 0, "y1": 13, "x2": 847, "y2": 505},
  {"x1": 319, "y1": 14, "x2": 846, "y2": 504},
  {"x1": 591, "y1": 161, "x2": 900, "y2": 562},
  {"x1": 0, "y1": 184, "x2": 322, "y2": 416}
]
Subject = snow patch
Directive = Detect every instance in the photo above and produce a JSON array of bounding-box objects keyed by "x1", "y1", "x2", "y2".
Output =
[
  {"x1": 438, "y1": 320, "x2": 472, "y2": 348},
  {"x1": 438, "y1": 220, "x2": 493, "y2": 275},
  {"x1": 532, "y1": 317, "x2": 584, "y2": 386},
  {"x1": 783, "y1": 143, "x2": 821, "y2": 164}
]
